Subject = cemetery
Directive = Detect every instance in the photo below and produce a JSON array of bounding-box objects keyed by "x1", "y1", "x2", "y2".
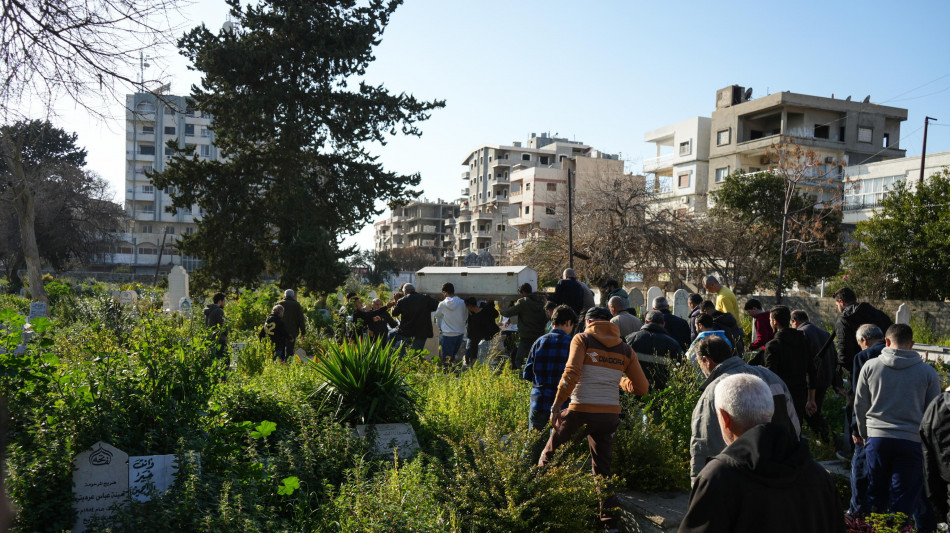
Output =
[{"x1": 1, "y1": 269, "x2": 949, "y2": 532}]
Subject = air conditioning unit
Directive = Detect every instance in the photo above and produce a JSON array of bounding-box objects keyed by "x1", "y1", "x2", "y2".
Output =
[
  {"x1": 680, "y1": 196, "x2": 690, "y2": 204},
  {"x1": 759, "y1": 156, "x2": 770, "y2": 165},
  {"x1": 824, "y1": 156, "x2": 835, "y2": 164}
]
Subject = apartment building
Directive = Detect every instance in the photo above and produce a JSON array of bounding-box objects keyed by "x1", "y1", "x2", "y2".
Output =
[
  {"x1": 446, "y1": 133, "x2": 622, "y2": 264},
  {"x1": 373, "y1": 198, "x2": 460, "y2": 260},
  {"x1": 105, "y1": 92, "x2": 222, "y2": 274},
  {"x1": 643, "y1": 86, "x2": 908, "y2": 212},
  {"x1": 843, "y1": 150, "x2": 950, "y2": 224}
]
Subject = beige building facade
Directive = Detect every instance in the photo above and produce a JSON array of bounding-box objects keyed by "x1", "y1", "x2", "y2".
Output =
[
  {"x1": 373, "y1": 199, "x2": 460, "y2": 261},
  {"x1": 843, "y1": 150, "x2": 950, "y2": 224}
]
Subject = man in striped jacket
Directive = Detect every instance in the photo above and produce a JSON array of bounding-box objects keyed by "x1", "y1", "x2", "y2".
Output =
[{"x1": 538, "y1": 306, "x2": 650, "y2": 528}]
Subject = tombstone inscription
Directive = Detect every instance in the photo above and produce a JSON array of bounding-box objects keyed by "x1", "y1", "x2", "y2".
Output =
[
  {"x1": 28, "y1": 301, "x2": 48, "y2": 321},
  {"x1": 355, "y1": 423, "x2": 420, "y2": 459},
  {"x1": 73, "y1": 442, "x2": 129, "y2": 533},
  {"x1": 672, "y1": 289, "x2": 690, "y2": 319}
]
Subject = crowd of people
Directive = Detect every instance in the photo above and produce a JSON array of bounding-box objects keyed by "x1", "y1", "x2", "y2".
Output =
[{"x1": 207, "y1": 275, "x2": 950, "y2": 532}]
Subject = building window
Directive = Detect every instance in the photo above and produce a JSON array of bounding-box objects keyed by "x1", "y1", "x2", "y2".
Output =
[
  {"x1": 138, "y1": 246, "x2": 158, "y2": 255},
  {"x1": 164, "y1": 126, "x2": 175, "y2": 135},
  {"x1": 814, "y1": 124, "x2": 830, "y2": 139},
  {"x1": 141, "y1": 225, "x2": 152, "y2": 233},
  {"x1": 185, "y1": 227, "x2": 195, "y2": 235},
  {"x1": 116, "y1": 246, "x2": 133, "y2": 254},
  {"x1": 546, "y1": 183, "x2": 557, "y2": 191},
  {"x1": 141, "y1": 203, "x2": 154, "y2": 213},
  {"x1": 165, "y1": 186, "x2": 176, "y2": 195},
  {"x1": 165, "y1": 226, "x2": 175, "y2": 234},
  {"x1": 539, "y1": 156, "x2": 549, "y2": 165},
  {"x1": 678, "y1": 173, "x2": 690, "y2": 188},
  {"x1": 858, "y1": 127, "x2": 873, "y2": 143},
  {"x1": 200, "y1": 145, "x2": 211, "y2": 157},
  {"x1": 524, "y1": 206, "x2": 530, "y2": 215},
  {"x1": 142, "y1": 125, "x2": 154, "y2": 134},
  {"x1": 136, "y1": 101, "x2": 156, "y2": 114},
  {"x1": 185, "y1": 124, "x2": 195, "y2": 136},
  {"x1": 715, "y1": 167, "x2": 730, "y2": 183},
  {"x1": 139, "y1": 144, "x2": 155, "y2": 155},
  {"x1": 545, "y1": 207, "x2": 555, "y2": 215},
  {"x1": 717, "y1": 129, "x2": 731, "y2": 146},
  {"x1": 883, "y1": 133, "x2": 890, "y2": 147},
  {"x1": 679, "y1": 140, "x2": 691, "y2": 156},
  {"x1": 142, "y1": 185, "x2": 154, "y2": 194},
  {"x1": 521, "y1": 153, "x2": 530, "y2": 161}
]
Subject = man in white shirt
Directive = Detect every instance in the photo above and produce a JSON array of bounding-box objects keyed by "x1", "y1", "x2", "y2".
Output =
[{"x1": 434, "y1": 282, "x2": 468, "y2": 365}]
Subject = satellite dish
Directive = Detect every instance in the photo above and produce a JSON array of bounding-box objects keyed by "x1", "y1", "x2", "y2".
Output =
[{"x1": 222, "y1": 20, "x2": 235, "y2": 33}]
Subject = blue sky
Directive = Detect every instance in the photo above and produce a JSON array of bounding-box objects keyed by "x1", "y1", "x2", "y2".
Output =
[{"x1": 66, "y1": 0, "x2": 950, "y2": 251}]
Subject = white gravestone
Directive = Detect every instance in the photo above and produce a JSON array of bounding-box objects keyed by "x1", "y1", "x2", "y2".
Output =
[
  {"x1": 896, "y1": 303, "x2": 910, "y2": 325},
  {"x1": 179, "y1": 297, "x2": 193, "y2": 317},
  {"x1": 73, "y1": 442, "x2": 129, "y2": 533},
  {"x1": 294, "y1": 348, "x2": 311, "y2": 363},
  {"x1": 129, "y1": 454, "x2": 179, "y2": 502},
  {"x1": 119, "y1": 291, "x2": 138, "y2": 306},
  {"x1": 355, "y1": 423, "x2": 420, "y2": 459},
  {"x1": 672, "y1": 289, "x2": 690, "y2": 319},
  {"x1": 166, "y1": 266, "x2": 190, "y2": 311},
  {"x1": 368, "y1": 291, "x2": 378, "y2": 300},
  {"x1": 162, "y1": 293, "x2": 171, "y2": 311},
  {"x1": 646, "y1": 286, "x2": 663, "y2": 313},
  {"x1": 628, "y1": 289, "x2": 644, "y2": 312},
  {"x1": 28, "y1": 301, "x2": 48, "y2": 321}
]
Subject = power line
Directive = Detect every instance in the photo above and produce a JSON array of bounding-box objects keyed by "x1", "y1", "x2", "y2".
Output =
[{"x1": 881, "y1": 73, "x2": 950, "y2": 104}]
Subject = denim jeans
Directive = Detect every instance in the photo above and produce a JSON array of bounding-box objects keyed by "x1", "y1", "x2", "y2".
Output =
[{"x1": 440, "y1": 334, "x2": 463, "y2": 364}]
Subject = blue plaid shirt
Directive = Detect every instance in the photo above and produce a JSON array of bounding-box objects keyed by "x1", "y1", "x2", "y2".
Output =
[{"x1": 522, "y1": 328, "x2": 572, "y2": 413}]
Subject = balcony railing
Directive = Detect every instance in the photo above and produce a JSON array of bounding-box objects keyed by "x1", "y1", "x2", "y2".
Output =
[{"x1": 643, "y1": 154, "x2": 674, "y2": 172}]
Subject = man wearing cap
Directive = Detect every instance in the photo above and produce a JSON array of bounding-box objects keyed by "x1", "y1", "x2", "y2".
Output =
[
  {"x1": 278, "y1": 289, "x2": 307, "y2": 356},
  {"x1": 652, "y1": 296, "x2": 691, "y2": 350},
  {"x1": 539, "y1": 306, "x2": 650, "y2": 529}
]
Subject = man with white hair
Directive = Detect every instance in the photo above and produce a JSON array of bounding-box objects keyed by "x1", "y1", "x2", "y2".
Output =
[
  {"x1": 278, "y1": 289, "x2": 307, "y2": 355},
  {"x1": 608, "y1": 295, "x2": 641, "y2": 338},
  {"x1": 702, "y1": 275, "x2": 738, "y2": 318},
  {"x1": 679, "y1": 373, "x2": 841, "y2": 533}
]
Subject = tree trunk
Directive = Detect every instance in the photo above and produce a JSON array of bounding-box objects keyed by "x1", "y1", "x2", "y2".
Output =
[
  {"x1": 12, "y1": 181, "x2": 47, "y2": 303},
  {"x1": 775, "y1": 213, "x2": 788, "y2": 305}
]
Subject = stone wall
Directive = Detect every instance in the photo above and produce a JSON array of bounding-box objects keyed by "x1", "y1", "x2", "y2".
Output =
[{"x1": 738, "y1": 296, "x2": 950, "y2": 336}]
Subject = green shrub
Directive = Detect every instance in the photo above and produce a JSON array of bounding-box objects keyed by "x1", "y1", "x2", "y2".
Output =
[
  {"x1": 323, "y1": 456, "x2": 449, "y2": 532},
  {"x1": 0, "y1": 293, "x2": 29, "y2": 313},
  {"x1": 226, "y1": 285, "x2": 282, "y2": 332},
  {"x1": 310, "y1": 336, "x2": 417, "y2": 425},
  {"x1": 446, "y1": 426, "x2": 603, "y2": 532}
]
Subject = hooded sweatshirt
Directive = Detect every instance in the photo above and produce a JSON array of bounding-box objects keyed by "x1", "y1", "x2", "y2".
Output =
[
  {"x1": 552, "y1": 320, "x2": 649, "y2": 414},
  {"x1": 434, "y1": 295, "x2": 467, "y2": 336},
  {"x1": 680, "y1": 422, "x2": 842, "y2": 533},
  {"x1": 855, "y1": 346, "x2": 941, "y2": 442}
]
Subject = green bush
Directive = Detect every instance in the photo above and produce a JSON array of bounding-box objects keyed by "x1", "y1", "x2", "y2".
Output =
[
  {"x1": 311, "y1": 336, "x2": 417, "y2": 425},
  {"x1": 226, "y1": 285, "x2": 282, "y2": 332},
  {"x1": 446, "y1": 426, "x2": 603, "y2": 532}
]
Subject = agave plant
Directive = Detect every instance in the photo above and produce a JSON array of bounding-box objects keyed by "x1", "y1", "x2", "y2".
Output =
[{"x1": 310, "y1": 336, "x2": 417, "y2": 425}]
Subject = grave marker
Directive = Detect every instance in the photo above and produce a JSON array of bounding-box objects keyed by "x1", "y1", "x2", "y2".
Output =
[
  {"x1": 28, "y1": 301, "x2": 48, "y2": 321},
  {"x1": 672, "y1": 289, "x2": 690, "y2": 319},
  {"x1": 646, "y1": 286, "x2": 663, "y2": 312},
  {"x1": 166, "y1": 266, "x2": 189, "y2": 311},
  {"x1": 129, "y1": 454, "x2": 178, "y2": 502},
  {"x1": 628, "y1": 289, "x2": 644, "y2": 311},
  {"x1": 73, "y1": 442, "x2": 129, "y2": 533},
  {"x1": 179, "y1": 297, "x2": 193, "y2": 317},
  {"x1": 294, "y1": 348, "x2": 311, "y2": 363},
  {"x1": 896, "y1": 303, "x2": 910, "y2": 325},
  {"x1": 355, "y1": 423, "x2": 420, "y2": 459},
  {"x1": 119, "y1": 291, "x2": 138, "y2": 306}
]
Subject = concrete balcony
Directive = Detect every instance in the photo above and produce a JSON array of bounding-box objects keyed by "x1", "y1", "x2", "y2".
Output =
[{"x1": 643, "y1": 154, "x2": 674, "y2": 173}]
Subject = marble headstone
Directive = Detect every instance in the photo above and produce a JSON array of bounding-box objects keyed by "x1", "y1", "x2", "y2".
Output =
[
  {"x1": 166, "y1": 266, "x2": 189, "y2": 311},
  {"x1": 646, "y1": 286, "x2": 663, "y2": 312},
  {"x1": 294, "y1": 348, "x2": 310, "y2": 363},
  {"x1": 28, "y1": 301, "x2": 48, "y2": 321},
  {"x1": 119, "y1": 291, "x2": 138, "y2": 306},
  {"x1": 368, "y1": 290, "x2": 378, "y2": 300},
  {"x1": 672, "y1": 289, "x2": 690, "y2": 319},
  {"x1": 628, "y1": 289, "x2": 644, "y2": 311},
  {"x1": 896, "y1": 303, "x2": 910, "y2": 325},
  {"x1": 162, "y1": 293, "x2": 171, "y2": 311},
  {"x1": 129, "y1": 454, "x2": 178, "y2": 502},
  {"x1": 355, "y1": 423, "x2": 420, "y2": 459},
  {"x1": 73, "y1": 442, "x2": 129, "y2": 533},
  {"x1": 178, "y1": 297, "x2": 193, "y2": 317}
]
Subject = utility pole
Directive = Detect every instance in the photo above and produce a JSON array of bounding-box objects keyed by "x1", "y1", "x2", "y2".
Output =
[
  {"x1": 920, "y1": 116, "x2": 938, "y2": 183},
  {"x1": 567, "y1": 168, "x2": 574, "y2": 269}
]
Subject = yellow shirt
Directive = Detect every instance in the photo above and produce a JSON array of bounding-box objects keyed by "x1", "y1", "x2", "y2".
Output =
[{"x1": 715, "y1": 286, "x2": 739, "y2": 317}]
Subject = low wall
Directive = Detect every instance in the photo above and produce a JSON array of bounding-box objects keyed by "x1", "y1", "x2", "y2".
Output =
[{"x1": 737, "y1": 296, "x2": 950, "y2": 337}]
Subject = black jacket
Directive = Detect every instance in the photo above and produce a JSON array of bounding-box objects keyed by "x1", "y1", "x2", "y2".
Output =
[
  {"x1": 550, "y1": 277, "x2": 585, "y2": 315},
  {"x1": 204, "y1": 304, "x2": 227, "y2": 344},
  {"x1": 797, "y1": 321, "x2": 836, "y2": 391},
  {"x1": 259, "y1": 313, "x2": 290, "y2": 349},
  {"x1": 660, "y1": 309, "x2": 691, "y2": 350},
  {"x1": 467, "y1": 301, "x2": 500, "y2": 342},
  {"x1": 688, "y1": 307, "x2": 702, "y2": 341},
  {"x1": 922, "y1": 390, "x2": 950, "y2": 524},
  {"x1": 680, "y1": 422, "x2": 843, "y2": 533},
  {"x1": 277, "y1": 298, "x2": 306, "y2": 338},
  {"x1": 366, "y1": 308, "x2": 398, "y2": 339},
  {"x1": 835, "y1": 302, "x2": 892, "y2": 379},
  {"x1": 750, "y1": 328, "x2": 815, "y2": 417},
  {"x1": 392, "y1": 292, "x2": 439, "y2": 338},
  {"x1": 711, "y1": 311, "x2": 744, "y2": 355},
  {"x1": 626, "y1": 323, "x2": 684, "y2": 361}
]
